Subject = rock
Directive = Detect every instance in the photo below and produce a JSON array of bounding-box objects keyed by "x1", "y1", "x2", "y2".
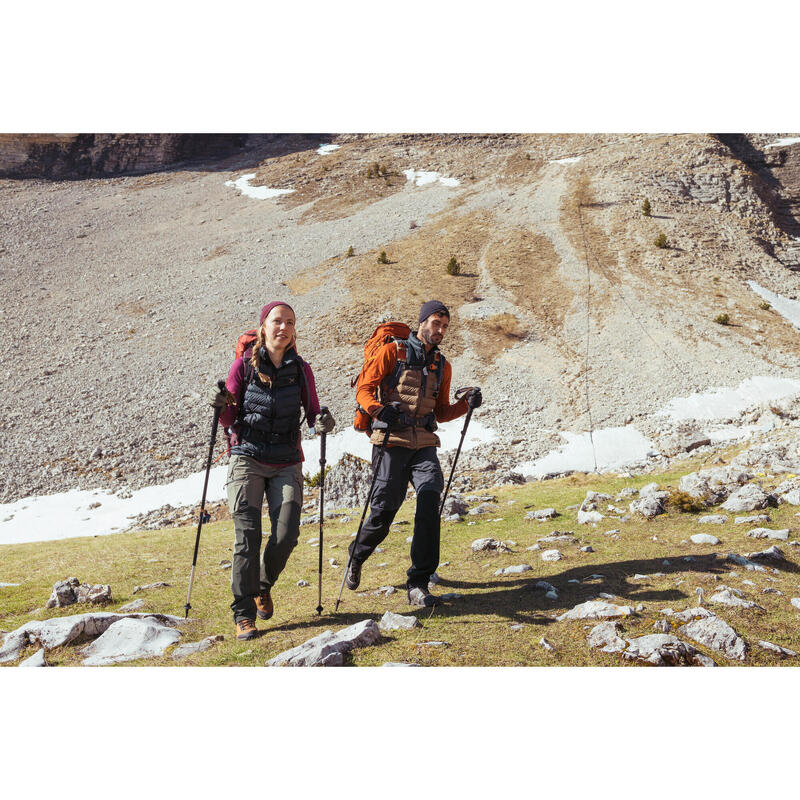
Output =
[
  {"x1": 580, "y1": 545, "x2": 594, "y2": 553},
  {"x1": 18, "y1": 648, "x2": 47, "y2": 667},
  {"x1": 679, "y1": 467, "x2": 752, "y2": 504},
  {"x1": 81, "y1": 617, "x2": 182, "y2": 665},
  {"x1": 745, "y1": 545, "x2": 786, "y2": 562},
  {"x1": 471, "y1": 537, "x2": 512, "y2": 553},
  {"x1": 539, "y1": 637, "x2": 556, "y2": 652},
  {"x1": 526, "y1": 507, "x2": 558, "y2": 521},
  {"x1": 45, "y1": 577, "x2": 80, "y2": 608},
  {"x1": 0, "y1": 611, "x2": 185, "y2": 664},
  {"x1": 537, "y1": 532, "x2": 577, "y2": 544},
  {"x1": 439, "y1": 593, "x2": 462, "y2": 600},
  {"x1": 494, "y1": 564, "x2": 533, "y2": 576},
  {"x1": 779, "y1": 488, "x2": 800, "y2": 505},
  {"x1": 708, "y1": 589, "x2": 765, "y2": 610},
  {"x1": 618, "y1": 487, "x2": 638, "y2": 498},
  {"x1": 725, "y1": 553, "x2": 767, "y2": 572},
  {"x1": 678, "y1": 615, "x2": 747, "y2": 660},
  {"x1": 118, "y1": 599, "x2": 145, "y2": 612},
  {"x1": 690, "y1": 533, "x2": 721, "y2": 545},
  {"x1": 557, "y1": 600, "x2": 634, "y2": 621},
  {"x1": 526, "y1": 544, "x2": 541, "y2": 551},
  {"x1": 535, "y1": 580, "x2": 557, "y2": 593},
  {"x1": 328, "y1": 558, "x2": 339, "y2": 567},
  {"x1": 746, "y1": 527, "x2": 789, "y2": 540},
  {"x1": 441, "y1": 495, "x2": 468, "y2": 516},
  {"x1": 132, "y1": 582, "x2": 171, "y2": 594},
  {"x1": 757, "y1": 640, "x2": 797, "y2": 658},
  {"x1": 541, "y1": 549, "x2": 563, "y2": 562},
  {"x1": 545, "y1": 590, "x2": 558, "y2": 600},
  {"x1": 653, "y1": 619, "x2": 672, "y2": 633},
  {"x1": 75, "y1": 584, "x2": 112, "y2": 604},
  {"x1": 698, "y1": 515, "x2": 728, "y2": 524},
  {"x1": 320, "y1": 453, "x2": 374, "y2": 509},
  {"x1": 297, "y1": 580, "x2": 310, "y2": 587},
  {"x1": 791, "y1": 598, "x2": 800, "y2": 611},
  {"x1": 721, "y1": 484, "x2": 771, "y2": 512},
  {"x1": 468, "y1": 503, "x2": 499, "y2": 516},
  {"x1": 379, "y1": 611, "x2": 420, "y2": 631},
  {"x1": 622, "y1": 633, "x2": 715, "y2": 666},
  {"x1": 577, "y1": 509, "x2": 604, "y2": 524},
  {"x1": 219, "y1": 560, "x2": 232, "y2": 569},
  {"x1": 371, "y1": 586, "x2": 397, "y2": 597},
  {"x1": 671, "y1": 606, "x2": 716, "y2": 622},
  {"x1": 659, "y1": 431, "x2": 711, "y2": 457},
  {"x1": 266, "y1": 619, "x2": 381, "y2": 666},
  {"x1": 445, "y1": 514, "x2": 462, "y2": 523},
  {"x1": 629, "y1": 495, "x2": 665, "y2": 518},
  {"x1": 639, "y1": 482, "x2": 661, "y2": 495},
  {"x1": 587, "y1": 621, "x2": 627, "y2": 653},
  {"x1": 172, "y1": 634, "x2": 224, "y2": 659},
  {"x1": 381, "y1": 662, "x2": 421, "y2": 667},
  {"x1": 734, "y1": 515, "x2": 770, "y2": 525}
]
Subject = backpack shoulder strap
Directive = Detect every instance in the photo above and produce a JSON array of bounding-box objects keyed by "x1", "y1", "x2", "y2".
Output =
[{"x1": 384, "y1": 338, "x2": 408, "y2": 394}]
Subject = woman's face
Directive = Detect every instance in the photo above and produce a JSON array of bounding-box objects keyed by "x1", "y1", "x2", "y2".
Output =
[{"x1": 263, "y1": 305, "x2": 296, "y2": 352}]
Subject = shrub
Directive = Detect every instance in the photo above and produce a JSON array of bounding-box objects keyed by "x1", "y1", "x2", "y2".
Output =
[
  {"x1": 642, "y1": 198, "x2": 652, "y2": 216},
  {"x1": 304, "y1": 470, "x2": 322, "y2": 488},
  {"x1": 667, "y1": 489, "x2": 705, "y2": 514},
  {"x1": 714, "y1": 312, "x2": 730, "y2": 325},
  {"x1": 346, "y1": 245, "x2": 354, "y2": 258},
  {"x1": 377, "y1": 250, "x2": 389, "y2": 264},
  {"x1": 409, "y1": 220, "x2": 418, "y2": 229},
  {"x1": 712, "y1": 276, "x2": 720, "y2": 283},
  {"x1": 759, "y1": 300, "x2": 771, "y2": 310},
  {"x1": 446, "y1": 256, "x2": 461, "y2": 276},
  {"x1": 487, "y1": 313, "x2": 525, "y2": 339},
  {"x1": 654, "y1": 233, "x2": 668, "y2": 248}
]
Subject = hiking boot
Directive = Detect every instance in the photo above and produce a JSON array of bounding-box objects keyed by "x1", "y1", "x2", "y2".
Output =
[
  {"x1": 345, "y1": 560, "x2": 362, "y2": 591},
  {"x1": 235, "y1": 618, "x2": 257, "y2": 640},
  {"x1": 407, "y1": 586, "x2": 437, "y2": 607},
  {"x1": 255, "y1": 590, "x2": 273, "y2": 620}
]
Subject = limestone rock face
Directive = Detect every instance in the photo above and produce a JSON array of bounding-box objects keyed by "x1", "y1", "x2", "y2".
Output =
[
  {"x1": 266, "y1": 619, "x2": 381, "y2": 667},
  {"x1": 323, "y1": 453, "x2": 374, "y2": 509},
  {"x1": 721, "y1": 484, "x2": 771, "y2": 513},
  {"x1": 81, "y1": 617, "x2": 182, "y2": 665},
  {"x1": 679, "y1": 467, "x2": 752, "y2": 504}
]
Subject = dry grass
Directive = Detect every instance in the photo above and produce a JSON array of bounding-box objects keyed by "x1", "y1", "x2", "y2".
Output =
[
  {"x1": 202, "y1": 244, "x2": 232, "y2": 262},
  {"x1": 2, "y1": 456, "x2": 799, "y2": 667}
]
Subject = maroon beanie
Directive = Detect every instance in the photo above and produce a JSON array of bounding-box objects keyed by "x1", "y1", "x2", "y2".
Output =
[{"x1": 260, "y1": 301, "x2": 295, "y2": 326}]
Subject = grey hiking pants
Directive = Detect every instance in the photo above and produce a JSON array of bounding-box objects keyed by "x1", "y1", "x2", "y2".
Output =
[
  {"x1": 226, "y1": 454, "x2": 303, "y2": 622},
  {"x1": 348, "y1": 445, "x2": 444, "y2": 589}
]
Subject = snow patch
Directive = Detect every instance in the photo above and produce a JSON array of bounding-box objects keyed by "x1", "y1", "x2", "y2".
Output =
[
  {"x1": 225, "y1": 173, "x2": 294, "y2": 199},
  {"x1": 658, "y1": 376, "x2": 800, "y2": 422},
  {"x1": 0, "y1": 420, "x2": 498, "y2": 545},
  {"x1": 549, "y1": 156, "x2": 582, "y2": 164},
  {"x1": 403, "y1": 169, "x2": 460, "y2": 188},
  {"x1": 764, "y1": 137, "x2": 800, "y2": 150},
  {"x1": 516, "y1": 427, "x2": 656, "y2": 478},
  {"x1": 316, "y1": 143, "x2": 340, "y2": 155},
  {"x1": 748, "y1": 281, "x2": 800, "y2": 330}
]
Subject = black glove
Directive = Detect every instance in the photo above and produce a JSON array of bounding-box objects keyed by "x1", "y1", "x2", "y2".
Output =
[
  {"x1": 316, "y1": 408, "x2": 335, "y2": 434},
  {"x1": 466, "y1": 387, "x2": 482, "y2": 409},
  {"x1": 377, "y1": 404, "x2": 402, "y2": 427}
]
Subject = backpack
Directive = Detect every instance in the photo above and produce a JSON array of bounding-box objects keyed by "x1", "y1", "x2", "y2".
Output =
[
  {"x1": 351, "y1": 321, "x2": 444, "y2": 431},
  {"x1": 235, "y1": 330, "x2": 258, "y2": 361}
]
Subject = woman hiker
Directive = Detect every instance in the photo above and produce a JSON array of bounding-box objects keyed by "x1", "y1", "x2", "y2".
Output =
[{"x1": 209, "y1": 301, "x2": 335, "y2": 640}]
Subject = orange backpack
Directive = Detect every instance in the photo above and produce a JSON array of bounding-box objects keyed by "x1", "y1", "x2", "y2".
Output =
[
  {"x1": 235, "y1": 330, "x2": 258, "y2": 361},
  {"x1": 351, "y1": 321, "x2": 444, "y2": 431},
  {"x1": 352, "y1": 322, "x2": 411, "y2": 430}
]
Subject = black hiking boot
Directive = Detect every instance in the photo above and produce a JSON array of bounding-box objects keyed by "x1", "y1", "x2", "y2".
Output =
[
  {"x1": 407, "y1": 586, "x2": 437, "y2": 607},
  {"x1": 345, "y1": 560, "x2": 362, "y2": 590}
]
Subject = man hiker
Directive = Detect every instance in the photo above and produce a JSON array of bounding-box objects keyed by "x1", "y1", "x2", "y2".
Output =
[{"x1": 346, "y1": 299, "x2": 481, "y2": 607}]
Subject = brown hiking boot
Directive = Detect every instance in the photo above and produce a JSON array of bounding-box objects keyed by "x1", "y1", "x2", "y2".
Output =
[
  {"x1": 255, "y1": 590, "x2": 273, "y2": 620},
  {"x1": 235, "y1": 618, "x2": 257, "y2": 640}
]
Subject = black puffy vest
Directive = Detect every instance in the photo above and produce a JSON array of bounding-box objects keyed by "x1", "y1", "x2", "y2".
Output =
[{"x1": 232, "y1": 347, "x2": 305, "y2": 464}]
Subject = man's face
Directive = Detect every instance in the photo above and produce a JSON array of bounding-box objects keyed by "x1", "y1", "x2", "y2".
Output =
[{"x1": 418, "y1": 312, "x2": 450, "y2": 347}]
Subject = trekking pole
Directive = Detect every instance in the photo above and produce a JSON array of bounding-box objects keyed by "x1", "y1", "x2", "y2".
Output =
[
  {"x1": 334, "y1": 422, "x2": 392, "y2": 613},
  {"x1": 439, "y1": 387, "x2": 479, "y2": 516},
  {"x1": 184, "y1": 379, "x2": 226, "y2": 618},
  {"x1": 316, "y1": 407, "x2": 328, "y2": 615}
]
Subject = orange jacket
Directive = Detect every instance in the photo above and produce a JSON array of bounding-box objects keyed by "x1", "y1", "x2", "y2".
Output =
[{"x1": 356, "y1": 341, "x2": 469, "y2": 424}]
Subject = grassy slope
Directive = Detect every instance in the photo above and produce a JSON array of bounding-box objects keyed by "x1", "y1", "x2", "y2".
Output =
[{"x1": 2, "y1": 455, "x2": 799, "y2": 667}]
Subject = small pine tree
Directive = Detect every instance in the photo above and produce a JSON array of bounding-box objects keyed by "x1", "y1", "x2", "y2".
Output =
[
  {"x1": 642, "y1": 198, "x2": 652, "y2": 216},
  {"x1": 377, "y1": 250, "x2": 389, "y2": 264},
  {"x1": 759, "y1": 300, "x2": 771, "y2": 310},
  {"x1": 655, "y1": 233, "x2": 668, "y2": 249},
  {"x1": 446, "y1": 256, "x2": 460, "y2": 276},
  {"x1": 714, "y1": 312, "x2": 730, "y2": 325},
  {"x1": 346, "y1": 246, "x2": 354, "y2": 258}
]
